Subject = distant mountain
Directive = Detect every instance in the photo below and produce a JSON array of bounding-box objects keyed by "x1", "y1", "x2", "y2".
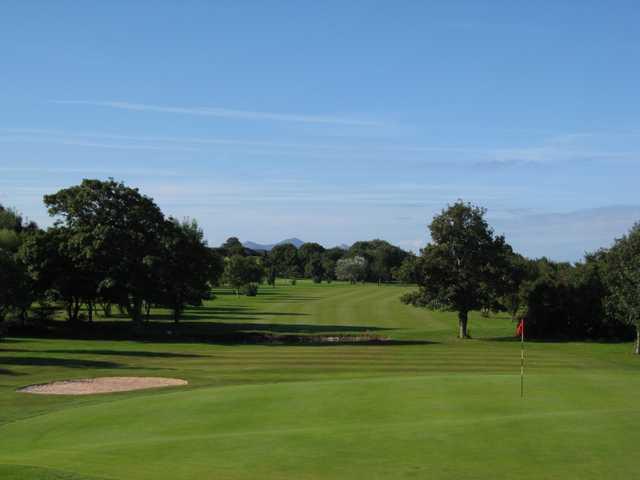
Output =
[{"x1": 243, "y1": 238, "x2": 305, "y2": 251}]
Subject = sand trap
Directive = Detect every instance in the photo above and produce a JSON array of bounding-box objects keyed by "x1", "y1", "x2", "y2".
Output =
[{"x1": 18, "y1": 377, "x2": 188, "y2": 395}]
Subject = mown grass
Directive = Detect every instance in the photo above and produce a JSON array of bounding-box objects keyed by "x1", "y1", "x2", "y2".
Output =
[{"x1": 1, "y1": 281, "x2": 639, "y2": 479}]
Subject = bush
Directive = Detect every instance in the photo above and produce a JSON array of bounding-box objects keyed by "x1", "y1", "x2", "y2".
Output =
[{"x1": 240, "y1": 283, "x2": 259, "y2": 296}]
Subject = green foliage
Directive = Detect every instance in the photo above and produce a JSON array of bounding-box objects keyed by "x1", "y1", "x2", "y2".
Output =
[
  {"x1": 603, "y1": 223, "x2": 640, "y2": 353},
  {"x1": 335, "y1": 256, "x2": 367, "y2": 283},
  {"x1": 304, "y1": 254, "x2": 325, "y2": 283},
  {"x1": 43, "y1": 179, "x2": 166, "y2": 323},
  {"x1": 18, "y1": 228, "x2": 96, "y2": 322},
  {"x1": 0, "y1": 228, "x2": 21, "y2": 253},
  {"x1": 223, "y1": 255, "x2": 265, "y2": 295},
  {"x1": 348, "y1": 239, "x2": 408, "y2": 282},
  {"x1": 268, "y1": 243, "x2": 300, "y2": 278},
  {"x1": 154, "y1": 218, "x2": 217, "y2": 322},
  {"x1": 499, "y1": 253, "x2": 537, "y2": 321},
  {"x1": 0, "y1": 250, "x2": 33, "y2": 321},
  {"x1": 392, "y1": 254, "x2": 419, "y2": 283},
  {"x1": 0, "y1": 204, "x2": 23, "y2": 231},
  {"x1": 221, "y1": 237, "x2": 246, "y2": 257},
  {"x1": 404, "y1": 201, "x2": 512, "y2": 338}
]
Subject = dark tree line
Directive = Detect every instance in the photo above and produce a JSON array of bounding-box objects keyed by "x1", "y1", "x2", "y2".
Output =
[
  {"x1": 214, "y1": 236, "x2": 413, "y2": 288},
  {"x1": 4, "y1": 183, "x2": 639, "y2": 353},
  {"x1": 402, "y1": 201, "x2": 640, "y2": 352},
  {"x1": 0, "y1": 179, "x2": 224, "y2": 327}
]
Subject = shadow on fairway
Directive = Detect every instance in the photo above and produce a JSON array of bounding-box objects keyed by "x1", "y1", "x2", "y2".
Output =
[
  {"x1": 2, "y1": 349, "x2": 204, "y2": 358},
  {"x1": 482, "y1": 335, "x2": 634, "y2": 345},
  {"x1": 0, "y1": 356, "x2": 123, "y2": 369},
  {"x1": 0, "y1": 367, "x2": 24, "y2": 376}
]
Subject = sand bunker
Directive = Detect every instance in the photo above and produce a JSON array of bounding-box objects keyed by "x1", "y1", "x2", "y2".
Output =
[{"x1": 18, "y1": 377, "x2": 188, "y2": 395}]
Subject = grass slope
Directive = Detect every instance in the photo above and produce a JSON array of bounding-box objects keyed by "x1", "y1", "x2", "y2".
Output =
[{"x1": 1, "y1": 281, "x2": 639, "y2": 479}]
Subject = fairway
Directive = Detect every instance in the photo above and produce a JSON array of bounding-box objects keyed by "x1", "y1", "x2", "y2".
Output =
[{"x1": 1, "y1": 281, "x2": 639, "y2": 479}]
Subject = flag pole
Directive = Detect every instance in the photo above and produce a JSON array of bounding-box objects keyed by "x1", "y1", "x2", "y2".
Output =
[{"x1": 520, "y1": 319, "x2": 525, "y2": 399}]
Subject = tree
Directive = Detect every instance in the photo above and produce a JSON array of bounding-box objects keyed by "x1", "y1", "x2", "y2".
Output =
[
  {"x1": 299, "y1": 242, "x2": 326, "y2": 281},
  {"x1": 499, "y1": 253, "x2": 533, "y2": 321},
  {"x1": 322, "y1": 247, "x2": 345, "y2": 282},
  {"x1": 304, "y1": 254, "x2": 325, "y2": 283},
  {"x1": 335, "y1": 256, "x2": 367, "y2": 283},
  {"x1": 403, "y1": 201, "x2": 511, "y2": 339},
  {"x1": 0, "y1": 250, "x2": 33, "y2": 322},
  {"x1": 20, "y1": 227, "x2": 99, "y2": 322},
  {"x1": 155, "y1": 218, "x2": 217, "y2": 322},
  {"x1": 223, "y1": 255, "x2": 265, "y2": 295},
  {"x1": 269, "y1": 243, "x2": 300, "y2": 279},
  {"x1": 348, "y1": 240, "x2": 408, "y2": 283},
  {"x1": 299, "y1": 243, "x2": 324, "y2": 267},
  {"x1": 43, "y1": 179, "x2": 166, "y2": 325},
  {"x1": 221, "y1": 237, "x2": 246, "y2": 257},
  {"x1": 392, "y1": 254, "x2": 419, "y2": 284},
  {"x1": 603, "y1": 223, "x2": 640, "y2": 354}
]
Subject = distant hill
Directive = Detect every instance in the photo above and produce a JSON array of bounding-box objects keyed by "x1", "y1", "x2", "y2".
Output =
[{"x1": 243, "y1": 238, "x2": 305, "y2": 251}]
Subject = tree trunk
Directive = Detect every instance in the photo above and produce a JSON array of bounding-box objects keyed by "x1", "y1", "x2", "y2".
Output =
[
  {"x1": 635, "y1": 326, "x2": 640, "y2": 355},
  {"x1": 458, "y1": 311, "x2": 469, "y2": 339},
  {"x1": 87, "y1": 301, "x2": 93, "y2": 323},
  {"x1": 129, "y1": 297, "x2": 143, "y2": 327}
]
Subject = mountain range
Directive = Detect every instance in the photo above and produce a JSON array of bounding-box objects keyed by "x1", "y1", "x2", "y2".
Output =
[
  {"x1": 243, "y1": 238, "x2": 305, "y2": 251},
  {"x1": 243, "y1": 238, "x2": 350, "y2": 251}
]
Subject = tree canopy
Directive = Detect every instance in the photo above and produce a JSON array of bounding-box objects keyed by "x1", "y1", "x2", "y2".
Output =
[{"x1": 403, "y1": 201, "x2": 511, "y2": 338}]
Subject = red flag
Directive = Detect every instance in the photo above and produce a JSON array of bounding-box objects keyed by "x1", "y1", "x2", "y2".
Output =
[{"x1": 515, "y1": 319, "x2": 524, "y2": 337}]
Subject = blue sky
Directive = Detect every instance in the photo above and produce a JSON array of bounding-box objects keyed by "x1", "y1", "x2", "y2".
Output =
[{"x1": 1, "y1": 1, "x2": 639, "y2": 261}]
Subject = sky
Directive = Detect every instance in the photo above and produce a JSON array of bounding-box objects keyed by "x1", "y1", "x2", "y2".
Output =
[{"x1": 1, "y1": 0, "x2": 640, "y2": 261}]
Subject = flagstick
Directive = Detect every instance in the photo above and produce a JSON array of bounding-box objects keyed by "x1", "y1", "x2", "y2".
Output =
[{"x1": 520, "y1": 320, "x2": 525, "y2": 399}]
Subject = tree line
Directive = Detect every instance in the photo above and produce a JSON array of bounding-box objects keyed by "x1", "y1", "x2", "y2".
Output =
[
  {"x1": 1, "y1": 181, "x2": 639, "y2": 354},
  {"x1": 401, "y1": 201, "x2": 640, "y2": 353},
  {"x1": 0, "y1": 179, "x2": 414, "y2": 330}
]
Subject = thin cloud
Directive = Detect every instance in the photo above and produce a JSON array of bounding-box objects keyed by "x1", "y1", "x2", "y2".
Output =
[{"x1": 51, "y1": 100, "x2": 384, "y2": 127}]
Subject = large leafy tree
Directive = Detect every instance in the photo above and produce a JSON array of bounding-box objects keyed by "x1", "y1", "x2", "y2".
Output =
[
  {"x1": 0, "y1": 250, "x2": 33, "y2": 323},
  {"x1": 304, "y1": 254, "x2": 325, "y2": 283},
  {"x1": 348, "y1": 239, "x2": 408, "y2": 283},
  {"x1": 20, "y1": 228, "x2": 99, "y2": 322},
  {"x1": 43, "y1": 179, "x2": 166, "y2": 325},
  {"x1": 499, "y1": 252, "x2": 535, "y2": 321},
  {"x1": 269, "y1": 243, "x2": 300, "y2": 279},
  {"x1": 299, "y1": 242, "x2": 326, "y2": 282},
  {"x1": 404, "y1": 201, "x2": 511, "y2": 338},
  {"x1": 221, "y1": 237, "x2": 246, "y2": 257},
  {"x1": 392, "y1": 254, "x2": 419, "y2": 284},
  {"x1": 299, "y1": 242, "x2": 325, "y2": 264},
  {"x1": 223, "y1": 255, "x2": 265, "y2": 295},
  {"x1": 335, "y1": 256, "x2": 367, "y2": 283},
  {"x1": 155, "y1": 218, "x2": 219, "y2": 322},
  {"x1": 603, "y1": 223, "x2": 640, "y2": 354}
]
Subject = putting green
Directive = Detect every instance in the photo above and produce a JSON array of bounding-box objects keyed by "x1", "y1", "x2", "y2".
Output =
[{"x1": 1, "y1": 281, "x2": 638, "y2": 479}]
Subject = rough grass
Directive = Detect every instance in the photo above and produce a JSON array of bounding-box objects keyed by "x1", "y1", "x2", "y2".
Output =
[{"x1": 1, "y1": 281, "x2": 639, "y2": 479}]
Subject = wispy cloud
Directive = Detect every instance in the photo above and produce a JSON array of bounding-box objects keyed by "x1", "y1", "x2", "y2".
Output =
[{"x1": 51, "y1": 100, "x2": 383, "y2": 127}]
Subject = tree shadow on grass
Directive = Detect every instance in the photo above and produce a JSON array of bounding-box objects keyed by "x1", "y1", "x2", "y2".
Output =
[
  {"x1": 1, "y1": 348, "x2": 204, "y2": 358},
  {"x1": 482, "y1": 335, "x2": 634, "y2": 344},
  {"x1": 0, "y1": 356, "x2": 123, "y2": 369},
  {"x1": 0, "y1": 367, "x2": 24, "y2": 376}
]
